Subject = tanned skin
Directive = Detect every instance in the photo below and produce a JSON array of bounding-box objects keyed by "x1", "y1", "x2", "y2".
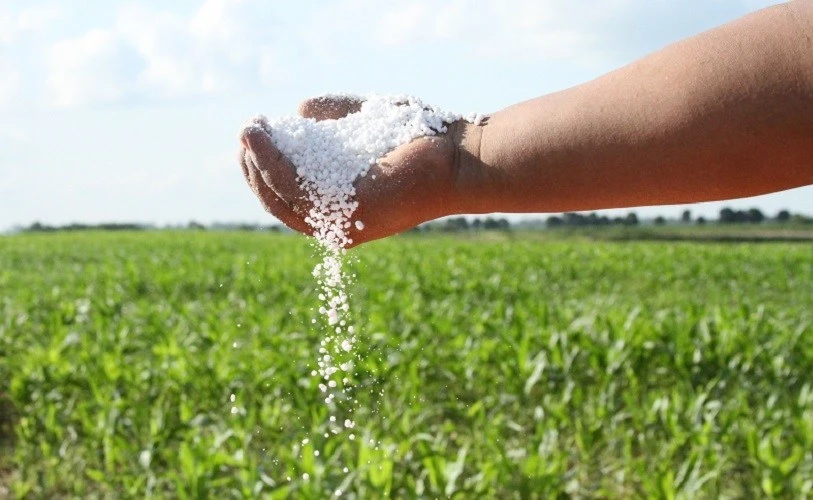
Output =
[{"x1": 240, "y1": 1, "x2": 813, "y2": 247}]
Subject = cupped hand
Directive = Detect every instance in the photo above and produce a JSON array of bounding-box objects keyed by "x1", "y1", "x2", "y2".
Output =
[{"x1": 238, "y1": 95, "x2": 477, "y2": 247}]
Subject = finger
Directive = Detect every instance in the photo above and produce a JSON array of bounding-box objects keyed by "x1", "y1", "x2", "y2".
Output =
[
  {"x1": 241, "y1": 126, "x2": 311, "y2": 215},
  {"x1": 239, "y1": 146, "x2": 313, "y2": 235},
  {"x1": 298, "y1": 94, "x2": 363, "y2": 122},
  {"x1": 238, "y1": 146, "x2": 255, "y2": 189},
  {"x1": 246, "y1": 155, "x2": 313, "y2": 235}
]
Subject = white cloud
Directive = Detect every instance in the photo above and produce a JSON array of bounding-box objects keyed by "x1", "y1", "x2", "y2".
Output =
[
  {"x1": 370, "y1": 0, "x2": 624, "y2": 63},
  {"x1": 0, "y1": 5, "x2": 61, "y2": 44},
  {"x1": 0, "y1": 63, "x2": 20, "y2": 105},
  {"x1": 47, "y1": 29, "x2": 138, "y2": 107},
  {"x1": 376, "y1": 3, "x2": 431, "y2": 46},
  {"x1": 0, "y1": 5, "x2": 62, "y2": 107},
  {"x1": 296, "y1": 0, "x2": 778, "y2": 70},
  {"x1": 16, "y1": 6, "x2": 61, "y2": 34},
  {"x1": 11, "y1": 0, "x2": 782, "y2": 108},
  {"x1": 42, "y1": 0, "x2": 284, "y2": 107},
  {"x1": 0, "y1": 12, "x2": 15, "y2": 45},
  {"x1": 366, "y1": 0, "x2": 783, "y2": 65},
  {"x1": 431, "y1": 1, "x2": 468, "y2": 40},
  {"x1": 114, "y1": 6, "x2": 196, "y2": 97}
]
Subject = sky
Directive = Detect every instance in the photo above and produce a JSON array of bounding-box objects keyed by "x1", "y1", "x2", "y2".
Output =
[{"x1": 1, "y1": 0, "x2": 810, "y2": 230}]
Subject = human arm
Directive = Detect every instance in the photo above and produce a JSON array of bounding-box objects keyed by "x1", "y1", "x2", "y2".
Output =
[
  {"x1": 240, "y1": 1, "x2": 813, "y2": 246},
  {"x1": 453, "y1": 0, "x2": 813, "y2": 215}
]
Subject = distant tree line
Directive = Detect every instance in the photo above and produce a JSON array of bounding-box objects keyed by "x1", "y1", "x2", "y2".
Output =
[
  {"x1": 547, "y1": 212, "x2": 639, "y2": 228},
  {"x1": 15, "y1": 208, "x2": 811, "y2": 234},
  {"x1": 713, "y1": 208, "x2": 809, "y2": 224},
  {"x1": 21, "y1": 222, "x2": 152, "y2": 232},
  {"x1": 417, "y1": 216, "x2": 512, "y2": 233},
  {"x1": 545, "y1": 208, "x2": 811, "y2": 228},
  {"x1": 19, "y1": 221, "x2": 283, "y2": 233},
  {"x1": 718, "y1": 208, "x2": 765, "y2": 224}
]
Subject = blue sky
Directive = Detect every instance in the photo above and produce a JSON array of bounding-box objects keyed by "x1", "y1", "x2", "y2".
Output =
[{"x1": 1, "y1": 0, "x2": 810, "y2": 229}]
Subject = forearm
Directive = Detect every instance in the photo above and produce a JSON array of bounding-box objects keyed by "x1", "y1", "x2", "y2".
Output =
[{"x1": 456, "y1": 1, "x2": 813, "y2": 214}]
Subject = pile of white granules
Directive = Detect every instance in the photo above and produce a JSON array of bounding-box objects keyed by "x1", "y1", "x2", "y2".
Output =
[{"x1": 243, "y1": 94, "x2": 483, "y2": 440}]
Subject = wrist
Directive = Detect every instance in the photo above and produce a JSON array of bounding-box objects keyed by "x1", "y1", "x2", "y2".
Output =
[{"x1": 447, "y1": 118, "x2": 501, "y2": 215}]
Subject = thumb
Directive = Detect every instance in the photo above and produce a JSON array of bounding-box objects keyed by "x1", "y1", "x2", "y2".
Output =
[{"x1": 298, "y1": 94, "x2": 363, "y2": 122}]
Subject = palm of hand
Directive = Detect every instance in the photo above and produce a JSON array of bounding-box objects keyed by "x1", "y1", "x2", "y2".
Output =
[{"x1": 239, "y1": 96, "x2": 460, "y2": 247}]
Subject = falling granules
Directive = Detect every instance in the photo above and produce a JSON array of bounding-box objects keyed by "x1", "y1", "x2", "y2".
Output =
[{"x1": 243, "y1": 93, "x2": 483, "y2": 439}]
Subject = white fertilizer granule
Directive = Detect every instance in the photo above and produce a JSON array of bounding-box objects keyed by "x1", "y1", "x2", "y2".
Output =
[{"x1": 243, "y1": 93, "x2": 482, "y2": 436}]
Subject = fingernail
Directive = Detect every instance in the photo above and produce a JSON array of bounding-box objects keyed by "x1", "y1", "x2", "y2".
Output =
[
  {"x1": 240, "y1": 114, "x2": 271, "y2": 147},
  {"x1": 252, "y1": 114, "x2": 270, "y2": 129},
  {"x1": 241, "y1": 125, "x2": 265, "y2": 150}
]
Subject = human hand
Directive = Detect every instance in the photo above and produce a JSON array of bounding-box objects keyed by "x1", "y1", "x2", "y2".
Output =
[{"x1": 239, "y1": 95, "x2": 481, "y2": 247}]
